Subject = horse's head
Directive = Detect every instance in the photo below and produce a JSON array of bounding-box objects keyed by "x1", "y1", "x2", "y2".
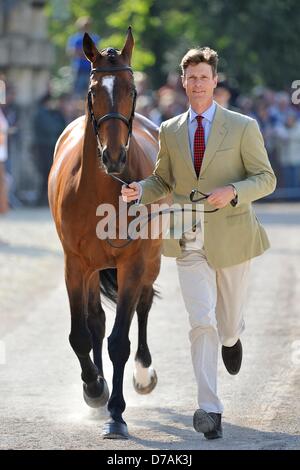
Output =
[{"x1": 83, "y1": 27, "x2": 136, "y2": 175}]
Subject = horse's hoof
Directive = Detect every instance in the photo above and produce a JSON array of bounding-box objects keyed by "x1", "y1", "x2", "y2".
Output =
[
  {"x1": 102, "y1": 420, "x2": 129, "y2": 439},
  {"x1": 133, "y1": 368, "x2": 158, "y2": 395},
  {"x1": 83, "y1": 376, "x2": 109, "y2": 408}
]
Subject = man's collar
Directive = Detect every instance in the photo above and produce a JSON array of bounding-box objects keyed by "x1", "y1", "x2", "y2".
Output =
[{"x1": 189, "y1": 101, "x2": 217, "y2": 123}]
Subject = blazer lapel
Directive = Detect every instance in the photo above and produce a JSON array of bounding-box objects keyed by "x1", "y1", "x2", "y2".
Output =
[
  {"x1": 200, "y1": 104, "x2": 228, "y2": 176},
  {"x1": 175, "y1": 111, "x2": 197, "y2": 177}
]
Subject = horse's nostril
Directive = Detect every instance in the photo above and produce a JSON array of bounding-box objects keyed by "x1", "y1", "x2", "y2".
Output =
[
  {"x1": 101, "y1": 148, "x2": 126, "y2": 174},
  {"x1": 120, "y1": 149, "x2": 127, "y2": 164}
]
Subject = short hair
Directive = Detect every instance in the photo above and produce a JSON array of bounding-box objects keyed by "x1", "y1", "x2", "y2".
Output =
[
  {"x1": 75, "y1": 16, "x2": 92, "y2": 29},
  {"x1": 180, "y1": 47, "x2": 218, "y2": 77}
]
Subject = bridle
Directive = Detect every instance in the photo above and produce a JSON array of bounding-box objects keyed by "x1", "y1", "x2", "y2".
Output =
[{"x1": 87, "y1": 64, "x2": 137, "y2": 156}]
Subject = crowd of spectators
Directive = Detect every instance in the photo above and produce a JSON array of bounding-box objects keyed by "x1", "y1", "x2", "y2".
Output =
[{"x1": 1, "y1": 19, "x2": 300, "y2": 209}]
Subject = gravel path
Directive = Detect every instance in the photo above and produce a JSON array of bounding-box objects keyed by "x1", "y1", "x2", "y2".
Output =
[{"x1": 0, "y1": 204, "x2": 299, "y2": 450}]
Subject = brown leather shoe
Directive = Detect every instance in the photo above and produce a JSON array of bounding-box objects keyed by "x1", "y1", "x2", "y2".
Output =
[
  {"x1": 222, "y1": 339, "x2": 242, "y2": 375},
  {"x1": 193, "y1": 409, "x2": 223, "y2": 440}
]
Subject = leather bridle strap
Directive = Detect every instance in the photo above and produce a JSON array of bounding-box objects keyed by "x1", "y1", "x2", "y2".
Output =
[
  {"x1": 91, "y1": 66, "x2": 134, "y2": 74},
  {"x1": 96, "y1": 112, "x2": 131, "y2": 128},
  {"x1": 87, "y1": 65, "x2": 137, "y2": 153},
  {"x1": 190, "y1": 189, "x2": 219, "y2": 212}
]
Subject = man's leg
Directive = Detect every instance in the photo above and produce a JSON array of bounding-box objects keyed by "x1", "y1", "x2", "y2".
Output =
[
  {"x1": 176, "y1": 250, "x2": 223, "y2": 414},
  {"x1": 216, "y1": 260, "x2": 251, "y2": 348}
]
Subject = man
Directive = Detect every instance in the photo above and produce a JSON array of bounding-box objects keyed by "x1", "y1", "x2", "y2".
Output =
[
  {"x1": 121, "y1": 48, "x2": 276, "y2": 439},
  {"x1": 67, "y1": 17, "x2": 100, "y2": 96},
  {"x1": 32, "y1": 93, "x2": 66, "y2": 205}
]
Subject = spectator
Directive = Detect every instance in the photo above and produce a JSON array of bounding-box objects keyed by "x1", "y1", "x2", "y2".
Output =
[
  {"x1": 236, "y1": 95, "x2": 256, "y2": 118},
  {"x1": 157, "y1": 72, "x2": 187, "y2": 116},
  {"x1": 272, "y1": 91, "x2": 293, "y2": 127},
  {"x1": 214, "y1": 81, "x2": 232, "y2": 108},
  {"x1": 254, "y1": 103, "x2": 276, "y2": 153},
  {"x1": 0, "y1": 105, "x2": 8, "y2": 214},
  {"x1": 56, "y1": 92, "x2": 77, "y2": 124},
  {"x1": 2, "y1": 85, "x2": 21, "y2": 208},
  {"x1": 67, "y1": 17, "x2": 100, "y2": 97},
  {"x1": 32, "y1": 93, "x2": 66, "y2": 206},
  {"x1": 275, "y1": 111, "x2": 300, "y2": 188},
  {"x1": 134, "y1": 71, "x2": 153, "y2": 98},
  {"x1": 136, "y1": 95, "x2": 162, "y2": 125}
]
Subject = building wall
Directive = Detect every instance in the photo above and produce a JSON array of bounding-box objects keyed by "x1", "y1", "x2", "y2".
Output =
[{"x1": 0, "y1": 0, "x2": 54, "y2": 197}]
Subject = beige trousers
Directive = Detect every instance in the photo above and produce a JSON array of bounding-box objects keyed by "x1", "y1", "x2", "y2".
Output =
[{"x1": 176, "y1": 240, "x2": 250, "y2": 414}]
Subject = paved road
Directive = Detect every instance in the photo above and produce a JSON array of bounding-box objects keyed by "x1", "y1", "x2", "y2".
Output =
[{"x1": 0, "y1": 204, "x2": 299, "y2": 450}]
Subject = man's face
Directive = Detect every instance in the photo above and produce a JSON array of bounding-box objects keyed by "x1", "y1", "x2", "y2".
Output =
[{"x1": 182, "y1": 62, "x2": 218, "y2": 105}]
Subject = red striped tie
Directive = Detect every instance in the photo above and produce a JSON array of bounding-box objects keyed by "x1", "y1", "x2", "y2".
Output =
[{"x1": 194, "y1": 115, "x2": 205, "y2": 177}]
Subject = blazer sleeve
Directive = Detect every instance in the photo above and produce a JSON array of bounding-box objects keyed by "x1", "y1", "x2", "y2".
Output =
[
  {"x1": 139, "y1": 123, "x2": 175, "y2": 205},
  {"x1": 232, "y1": 119, "x2": 277, "y2": 206}
]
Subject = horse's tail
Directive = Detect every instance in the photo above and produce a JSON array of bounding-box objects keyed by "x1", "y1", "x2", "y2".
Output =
[
  {"x1": 99, "y1": 268, "x2": 160, "y2": 305},
  {"x1": 99, "y1": 268, "x2": 118, "y2": 304}
]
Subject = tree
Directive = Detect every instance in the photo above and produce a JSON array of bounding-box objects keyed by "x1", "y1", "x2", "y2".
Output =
[{"x1": 46, "y1": 0, "x2": 300, "y2": 92}]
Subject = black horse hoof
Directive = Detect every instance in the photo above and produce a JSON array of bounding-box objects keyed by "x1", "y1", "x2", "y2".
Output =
[
  {"x1": 83, "y1": 376, "x2": 109, "y2": 408},
  {"x1": 133, "y1": 368, "x2": 157, "y2": 395},
  {"x1": 102, "y1": 420, "x2": 129, "y2": 439}
]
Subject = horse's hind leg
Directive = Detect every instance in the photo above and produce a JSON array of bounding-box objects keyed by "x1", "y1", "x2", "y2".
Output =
[
  {"x1": 133, "y1": 285, "x2": 158, "y2": 395},
  {"x1": 85, "y1": 272, "x2": 109, "y2": 408},
  {"x1": 65, "y1": 255, "x2": 107, "y2": 408}
]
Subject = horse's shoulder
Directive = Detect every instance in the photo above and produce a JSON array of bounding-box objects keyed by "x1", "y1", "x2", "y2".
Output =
[
  {"x1": 54, "y1": 115, "x2": 85, "y2": 159},
  {"x1": 133, "y1": 113, "x2": 158, "y2": 136}
]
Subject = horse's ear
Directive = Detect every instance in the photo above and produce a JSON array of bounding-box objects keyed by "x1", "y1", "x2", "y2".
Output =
[
  {"x1": 121, "y1": 26, "x2": 134, "y2": 64},
  {"x1": 83, "y1": 32, "x2": 99, "y2": 63}
]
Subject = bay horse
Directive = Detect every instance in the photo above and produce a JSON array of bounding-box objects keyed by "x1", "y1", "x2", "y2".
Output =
[{"x1": 48, "y1": 28, "x2": 162, "y2": 439}]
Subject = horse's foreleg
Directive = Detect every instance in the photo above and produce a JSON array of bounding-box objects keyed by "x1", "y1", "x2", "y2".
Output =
[
  {"x1": 103, "y1": 265, "x2": 143, "y2": 439},
  {"x1": 65, "y1": 255, "x2": 107, "y2": 408},
  {"x1": 133, "y1": 285, "x2": 158, "y2": 395},
  {"x1": 85, "y1": 273, "x2": 109, "y2": 408},
  {"x1": 87, "y1": 274, "x2": 106, "y2": 376}
]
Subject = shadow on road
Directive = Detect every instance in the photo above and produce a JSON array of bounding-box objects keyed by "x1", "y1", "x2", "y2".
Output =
[{"x1": 130, "y1": 407, "x2": 300, "y2": 450}]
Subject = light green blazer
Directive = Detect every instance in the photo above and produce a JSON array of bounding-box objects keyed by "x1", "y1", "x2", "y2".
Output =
[{"x1": 139, "y1": 103, "x2": 276, "y2": 268}]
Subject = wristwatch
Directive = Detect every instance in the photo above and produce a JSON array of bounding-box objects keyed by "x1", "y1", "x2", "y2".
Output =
[{"x1": 229, "y1": 184, "x2": 238, "y2": 207}]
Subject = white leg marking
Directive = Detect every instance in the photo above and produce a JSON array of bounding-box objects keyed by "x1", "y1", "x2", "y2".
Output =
[{"x1": 134, "y1": 360, "x2": 155, "y2": 387}]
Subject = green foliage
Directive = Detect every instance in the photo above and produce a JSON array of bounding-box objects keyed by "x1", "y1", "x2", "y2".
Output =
[{"x1": 46, "y1": 0, "x2": 300, "y2": 92}]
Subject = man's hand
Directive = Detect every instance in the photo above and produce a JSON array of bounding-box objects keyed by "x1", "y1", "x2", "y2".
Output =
[
  {"x1": 207, "y1": 186, "x2": 236, "y2": 209},
  {"x1": 121, "y1": 182, "x2": 141, "y2": 202}
]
